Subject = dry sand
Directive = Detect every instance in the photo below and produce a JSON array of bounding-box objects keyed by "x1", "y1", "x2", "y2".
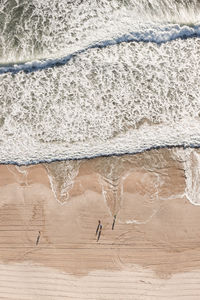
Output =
[{"x1": 0, "y1": 148, "x2": 200, "y2": 299}]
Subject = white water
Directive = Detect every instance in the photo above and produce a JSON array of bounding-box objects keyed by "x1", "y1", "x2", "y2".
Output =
[
  {"x1": 174, "y1": 148, "x2": 200, "y2": 205},
  {"x1": 1, "y1": 0, "x2": 200, "y2": 64},
  {"x1": 1, "y1": 0, "x2": 200, "y2": 164},
  {"x1": 45, "y1": 160, "x2": 81, "y2": 204}
]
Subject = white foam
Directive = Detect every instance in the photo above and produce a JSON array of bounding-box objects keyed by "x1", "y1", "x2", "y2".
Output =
[
  {"x1": 175, "y1": 149, "x2": 200, "y2": 206},
  {"x1": 1, "y1": 37, "x2": 200, "y2": 164},
  {"x1": 45, "y1": 161, "x2": 81, "y2": 204},
  {"x1": 0, "y1": 0, "x2": 200, "y2": 64},
  {"x1": 1, "y1": 23, "x2": 200, "y2": 75},
  {"x1": 1, "y1": 1, "x2": 200, "y2": 166},
  {"x1": 98, "y1": 157, "x2": 125, "y2": 216}
]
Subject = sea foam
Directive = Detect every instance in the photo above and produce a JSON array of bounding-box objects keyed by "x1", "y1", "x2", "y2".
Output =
[{"x1": 1, "y1": 0, "x2": 200, "y2": 165}]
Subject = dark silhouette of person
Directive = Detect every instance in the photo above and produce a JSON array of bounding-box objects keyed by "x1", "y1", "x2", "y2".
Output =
[
  {"x1": 36, "y1": 231, "x2": 41, "y2": 246},
  {"x1": 112, "y1": 215, "x2": 116, "y2": 230},
  {"x1": 96, "y1": 220, "x2": 101, "y2": 235},
  {"x1": 97, "y1": 225, "x2": 102, "y2": 242}
]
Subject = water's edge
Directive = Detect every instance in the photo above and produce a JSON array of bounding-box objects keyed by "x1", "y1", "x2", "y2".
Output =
[{"x1": 1, "y1": 143, "x2": 200, "y2": 166}]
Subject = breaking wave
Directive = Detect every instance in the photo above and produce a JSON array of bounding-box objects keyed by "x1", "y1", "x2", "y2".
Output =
[{"x1": 1, "y1": 24, "x2": 200, "y2": 74}]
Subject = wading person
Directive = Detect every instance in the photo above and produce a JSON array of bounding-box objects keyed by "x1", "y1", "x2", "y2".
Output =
[
  {"x1": 97, "y1": 224, "x2": 102, "y2": 242},
  {"x1": 112, "y1": 215, "x2": 116, "y2": 230},
  {"x1": 96, "y1": 220, "x2": 101, "y2": 235},
  {"x1": 36, "y1": 231, "x2": 41, "y2": 246}
]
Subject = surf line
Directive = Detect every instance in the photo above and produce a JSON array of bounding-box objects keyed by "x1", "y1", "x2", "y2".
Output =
[
  {"x1": 0, "y1": 24, "x2": 200, "y2": 75},
  {"x1": 1, "y1": 141, "x2": 200, "y2": 167}
]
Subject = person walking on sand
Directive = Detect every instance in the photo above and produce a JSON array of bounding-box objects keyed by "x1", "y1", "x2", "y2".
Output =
[
  {"x1": 36, "y1": 231, "x2": 41, "y2": 246},
  {"x1": 96, "y1": 220, "x2": 101, "y2": 236},
  {"x1": 97, "y1": 224, "x2": 102, "y2": 242}
]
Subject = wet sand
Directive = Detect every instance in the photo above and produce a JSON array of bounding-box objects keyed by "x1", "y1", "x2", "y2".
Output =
[{"x1": 1, "y1": 148, "x2": 200, "y2": 299}]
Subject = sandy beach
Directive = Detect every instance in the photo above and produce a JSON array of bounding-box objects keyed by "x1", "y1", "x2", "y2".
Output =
[{"x1": 0, "y1": 148, "x2": 200, "y2": 299}]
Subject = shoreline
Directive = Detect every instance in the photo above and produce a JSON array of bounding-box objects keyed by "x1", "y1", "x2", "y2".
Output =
[
  {"x1": 1, "y1": 147, "x2": 200, "y2": 298},
  {"x1": 1, "y1": 143, "x2": 200, "y2": 167}
]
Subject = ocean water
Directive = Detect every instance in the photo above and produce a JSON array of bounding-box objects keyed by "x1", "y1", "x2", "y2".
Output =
[{"x1": 1, "y1": 0, "x2": 200, "y2": 165}]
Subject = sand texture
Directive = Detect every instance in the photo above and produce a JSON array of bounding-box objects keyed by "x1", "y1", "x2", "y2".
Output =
[{"x1": 1, "y1": 148, "x2": 200, "y2": 299}]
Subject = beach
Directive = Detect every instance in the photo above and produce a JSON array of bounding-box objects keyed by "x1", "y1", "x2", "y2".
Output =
[
  {"x1": 0, "y1": 148, "x2": 200, "y2": 298},
  {"x1": 1, "y1": 0, "x2": 200, "y2": 298}
]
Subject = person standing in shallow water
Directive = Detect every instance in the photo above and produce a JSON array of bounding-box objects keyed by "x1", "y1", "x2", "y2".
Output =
[
  {"x1": 112, "y1": 215, "x2": 116, "y2": 230},
  {"x1": 97, "y1": 224, "x2": 102, "y2": 242},
  {"x1": 36, "y1": 231, "x2": 41, "y2": 246},
  {"x1": 96, "y1": 220, "x2": 101, "y2": 236}
]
